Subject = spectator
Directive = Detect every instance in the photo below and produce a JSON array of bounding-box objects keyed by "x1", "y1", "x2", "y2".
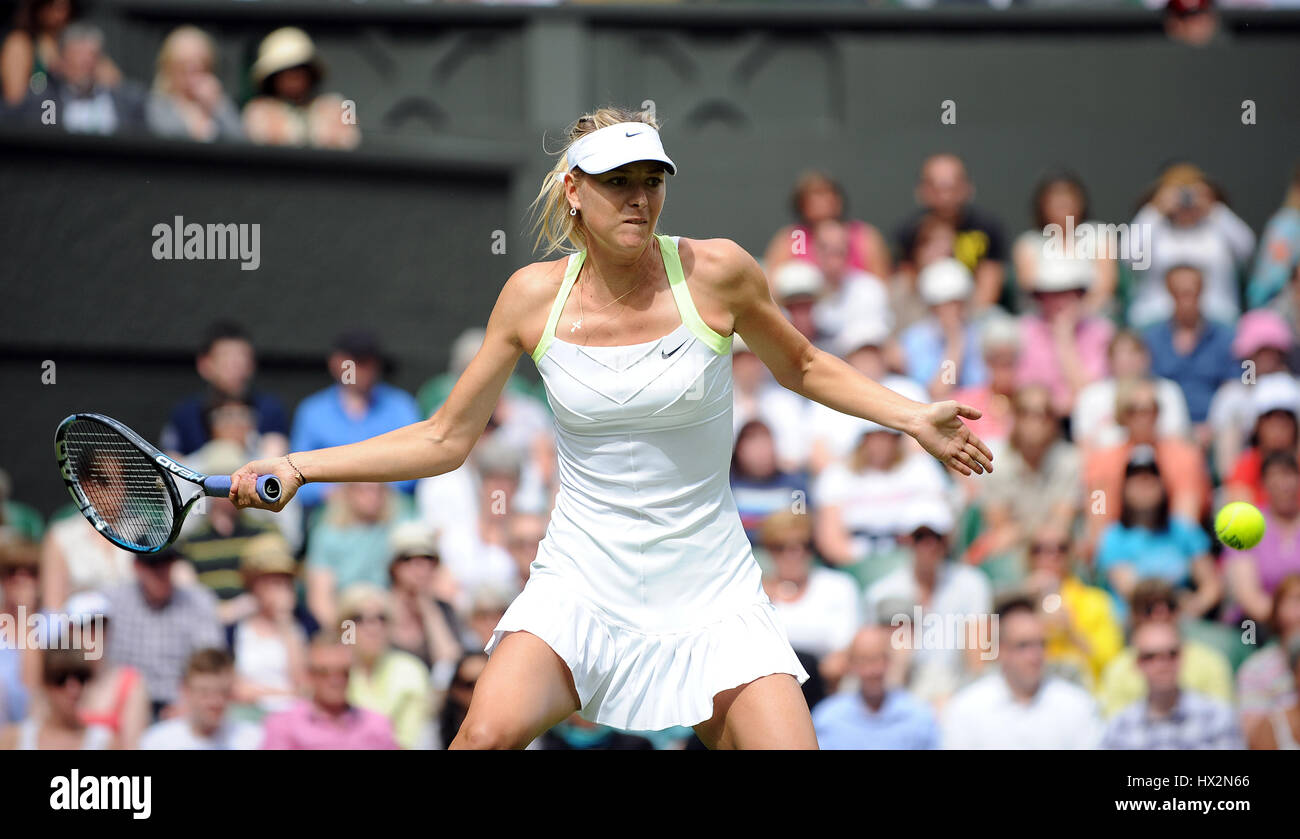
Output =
[
  {"x1": 39, "y1": 455, "x2": 134, "y2": 614},
  {"x1": 242, "y1": 27, "x2": 359, "y2": 150},
  {"x1": 1165, "y1": 0, "x2": 1227, "y2": 47},
  {"x1": 762, "y1": 170, "x2": 891, "y2": 280},
  {"x1": 0, "y1": 469, "x2": 44, "y2": 544},
  {"x1": 813, "y1": 417, "x2": 949, "y2": 582},
  {"x1": 0, "y1": 541, "x2": 39, "y2": 724},
  {"x1": 1, "y1": 0, "x2": 119, "y2": 107},
  {"x1": 1248, "y1": 161, "x2": 1300, "y2": 309},
  {"x1": 260, "y1": 632, "x2": 397, "y2": 750},
  {"x1": 145, "y1": 26, "x2": 243, "y2": 142},
  {"x1": 338, "y1": 584, "x2": 431, "y2": 749},
  {"x1": 502, "y1": 512, "x2": 547, "y2": 594},
  {"x1": 384, "y1": 520, "x2": 462, "y2": 681},
  {"x1": 969, "y1": 385, "x2": 1082, "y2": 588},
  {"x1": 160, "y1": 321, "x2": 289, "y2": 459},
  {"x1": 772, "y1": 260, "x2": 825, "y2": 346},
  {"x1": 103, "y1": 547, "x2": 223, "y2": 718},
  {"x1": 1023, "y1": 522, "x2": 1123, "y2": 689},
  {"x1": 0, "y1": 647, "x2": 106, "y2": 750},
  {"x1": 291, "y1": 330, "x2": 420, "y2": 509},
  {"x1": 537, "y1": 713, "x2": 655, "y2": 750},
  {"x1": 140, "y1": 649, "x2": 261, "y2": 749},
  {"x1": 730, "y1": 334, "x2": 813, "y2": 472},
  {"x1": 462, "y1": 586, "x2": 511, "y2": 653},
  {"x1": 864, "y1": 500, "x2": 992, "y2": 704},
  {"x1": 1225, "y1": 454, "x2": 1300, "y2": 626},
  {"x1": 1236, "y1": 574, "x2": 1300, "y2": 734},
  {"x1": 1209, "y1": 311, "x2": 1297, "y2": 479},
  {"x1": 887, "y1": 213, "x2": 956, "y2": 337},
  {"x1": 1246, "y1": 635, "x2": 1300, "y2": 749},
  {"x1": 306, "y1": 482, "x2": 414, "y2": 629},
  {"x1": 1101, "y1": 620, "x2": 1242, "y2": 748},
  {"x1": 1084, "y1": 381, "x2": 1211, "y2": 550},
  {"x1": 438, "y1": 652, "x2": 487, "y2": 750},
  {"x1": 895, "y1": 154, "x2": 1007, "y2": 310},
  {"x1": 1223, "y1": 377, "x2": 1300, "y2": 508},
  {"x1": 805, "y1": 318, "x2": 927, "y2": 474},
  {"x1": 948, "y1": 313, "x2": 1021, "y2": 455},
  {"x1": 811, "y1": 625, "x2": 940, "y2": 750},
  {"x1": 1072, "y1": 330, "x2": 1191, "y2": 453},
  {"x1": 1098, "y1": 579, "x2": 1234, "y2": 717},
  {"x1": 175, "y1": 441, "x2": 279, "y2": 623},
  {"x1": 1128, "y1": 163, "x2": 1254, "y2": 328},
  {"x1": 759, "y1": 511, "x2": 860, "y2": 685},
  {"x1": 1012, "y1": 171, "x2": 1118, "y2": 318},
  {"x1": 418, "y1": 327, "x2": 543, "y2": 416},
  {"x1": 416, "y1": 438, "x2": 529, "y2": 607},
  {"x1": 1017, "y1": 254, "x2": 1113, "y2": 418},
  {"x1": 63, "y1": 591, "x2": 149, "y2": 749},
  {"x1": 809, "y1": 218, "x2": 892, "y2": 346},
  {"x1": 899, "y1": 258, "x2": 988, "y2": 400},
  {"x1": 1093, "y1": 444, "x2": 1219, "y2": 620},
  {"x1": 731, "y1": 421, "x2": 810, "y2": 545},
  {"x1": 230, "y1": 533, "x2": 306, "y2": 717},
  {"x1": 42, "y1": 23, "x2": 146, "y2": 135},
  {"x1": 1270, "y1": 261, "x2": 1300, "y2": 372},
  {"x1": 1142, "y1": 264, "x2": 1239, "y2": 431},
  {"x1": 941, "y1": 597, "x2": 1102, "y2": 749}
]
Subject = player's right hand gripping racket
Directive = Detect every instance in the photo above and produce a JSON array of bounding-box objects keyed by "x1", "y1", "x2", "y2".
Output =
[{"x1": 54, "y1": 412, "x2": 281, "y2": 553}]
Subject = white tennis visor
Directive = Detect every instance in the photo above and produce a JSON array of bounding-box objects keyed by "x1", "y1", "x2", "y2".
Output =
[{"x1": 566, "y1": 122, "x2": 677, "y2": 176}]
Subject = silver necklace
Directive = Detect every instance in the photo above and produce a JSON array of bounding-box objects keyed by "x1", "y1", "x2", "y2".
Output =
[{"x1": 570, "y1": 274, "x2": 640, "y2": 333}]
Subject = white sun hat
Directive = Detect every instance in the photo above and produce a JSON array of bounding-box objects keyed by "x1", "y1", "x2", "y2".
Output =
[
  {"x1": 918, "y1": 258, "x2": 974, "y2": 306},
  {"x1": 567, "y1": 122, "x2": 677, "y2": 176}
]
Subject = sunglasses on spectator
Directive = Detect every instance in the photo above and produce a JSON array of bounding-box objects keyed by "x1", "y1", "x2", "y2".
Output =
[
  {"x1": 1137, "y1": 647, "x2": 1180, "y2": 663},
  {"x1": 1030, "y1": 541, "x2": 1069, "y2": 555},
  {"x1": 396, "y1": 553, "x2": 440, "y2": 564},
  {"x1": 49, "y1": 670, "x2": 93, "y2": 687},
  {"x1": 351, "y1": 612, "x2": 388, "y2": 625},
  {"x1": 1123, "y1": 402, "x2": 1158, "y2": 416},
  {"x1": 1010, "y1": 639, "x2": 1046, "y2": 652},
  {"x1": 910, "y1": 528, "x2": 944, "y2": 543},
  {"x1": 310, "y1": 665, "x2": 351, "y2": 677},
  {"x1": 766, "y1": 540, "x2": 810, "y2": 555}
]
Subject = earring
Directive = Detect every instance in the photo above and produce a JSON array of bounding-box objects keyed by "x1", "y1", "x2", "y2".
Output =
[{"x1": 569, "y1": 207, "x2": 578, "y2": 216}]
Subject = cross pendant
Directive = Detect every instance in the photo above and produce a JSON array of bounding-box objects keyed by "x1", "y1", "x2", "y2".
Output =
[{"x1": 570, "y1": 319, "x2": 582, "y2": 333}]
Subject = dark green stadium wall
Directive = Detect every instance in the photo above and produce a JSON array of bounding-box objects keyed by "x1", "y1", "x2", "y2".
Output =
[{"x1": 2, "y1": 4, "x2": 1299, "y2": 514}]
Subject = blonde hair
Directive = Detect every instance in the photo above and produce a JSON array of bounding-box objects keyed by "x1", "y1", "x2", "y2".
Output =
[
  {"x1": 154, "y1": 26, "x2": 217, "y2": 96},
  {"x1": 527, "y1": 104, "x2": 664, "y2": 258}
]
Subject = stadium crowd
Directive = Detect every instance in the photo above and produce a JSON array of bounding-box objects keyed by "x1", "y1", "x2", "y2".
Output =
[
  {"x1": 3, "y1": 1, "x2": 1300, "y2": 752},
  {"x1": 3, "y1": 152, "x2": 1299, "y2": 750}
]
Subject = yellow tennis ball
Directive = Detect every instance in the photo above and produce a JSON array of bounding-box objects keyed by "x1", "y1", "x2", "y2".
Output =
[{"x1": 1215, "y1": 502, "x2": 1266, "y2": 550}]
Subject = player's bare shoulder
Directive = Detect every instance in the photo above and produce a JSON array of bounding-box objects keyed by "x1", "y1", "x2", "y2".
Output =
[
  {"x1": 495, "y1": 253, "x2": 571, "y2": 353},
  {"x1": 675, "y1": 236, "x2": 767, "y2": 318}
]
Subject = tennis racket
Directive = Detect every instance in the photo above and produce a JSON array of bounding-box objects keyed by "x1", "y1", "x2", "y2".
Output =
[{"x1": 54, "y1": 412, "x2": 281, "y2": 553}]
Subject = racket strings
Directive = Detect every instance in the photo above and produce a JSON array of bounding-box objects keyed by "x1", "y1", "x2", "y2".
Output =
[{"x1": 62, "y1": 420, "x2": 174, "y2": 550}]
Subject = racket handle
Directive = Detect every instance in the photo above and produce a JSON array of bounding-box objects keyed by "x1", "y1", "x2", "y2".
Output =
[{"x1": 203, "y1": 475, "x2": 283, "y2": 505}]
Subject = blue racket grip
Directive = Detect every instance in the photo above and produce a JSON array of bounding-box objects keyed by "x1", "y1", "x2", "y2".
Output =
[{"x1": 203, "y1": 474, "x2": 283, "y2": 504}]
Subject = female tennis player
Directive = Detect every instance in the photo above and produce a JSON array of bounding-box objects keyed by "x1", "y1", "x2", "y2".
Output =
[{"x1": 229, "y1": 105, "x2": 994, "y2": 749}]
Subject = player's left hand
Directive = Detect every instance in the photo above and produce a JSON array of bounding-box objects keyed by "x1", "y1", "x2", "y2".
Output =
[{"x1": 913, "y1": 401, "x2": 994, "y2": 477}]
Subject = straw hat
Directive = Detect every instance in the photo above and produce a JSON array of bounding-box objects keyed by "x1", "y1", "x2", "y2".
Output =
[{"x1": 250, "y1": 27, "x2": 324, "y2": 91}]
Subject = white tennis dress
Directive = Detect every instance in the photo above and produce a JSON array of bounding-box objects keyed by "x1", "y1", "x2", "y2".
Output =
[{"x1": 484, "y1": 233, "x2": 809, "y2": 731}]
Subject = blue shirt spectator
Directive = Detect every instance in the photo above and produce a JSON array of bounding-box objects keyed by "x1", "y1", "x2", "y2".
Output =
[
  {"x1": 900, "y1": 318, "x2": 987, "y2": 393},
  {"x1": 1247, "y1": 189, "x2": 1300, "y2": 308},
  {"x1": 1095, "y1": 516, "x2": 1211, "y2": 620},
  {"x1": 291, "y1": 383, "x2": 421, "y2": 507},
  {"x1": 1142, "y1": 318, "x2": 1237, "y2": 424},
  {"x1": 813, "y1": 688, "x2": 939, "y2": 750},
  {"x1": 162, "y1": 391, "x2": 289, "y2": 456},
  {"x1": 0, "y1": 646, "x2": 28, "y2": 723}
]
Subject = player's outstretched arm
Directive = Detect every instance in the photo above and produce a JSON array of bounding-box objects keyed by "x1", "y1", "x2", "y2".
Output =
[
  {"x1": 229, "y1": 266, "x2": 540, "y2": 510},
  {"x1": 718, "y1": 240, "x2": 994, "y2": 477}
]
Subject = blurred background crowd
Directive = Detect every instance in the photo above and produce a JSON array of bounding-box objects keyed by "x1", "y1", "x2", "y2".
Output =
[{"x1": 1, "y1": 0, "x2": 1299, "y2": 751}]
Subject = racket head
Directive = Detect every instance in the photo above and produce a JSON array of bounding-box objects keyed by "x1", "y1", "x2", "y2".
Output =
[{"x1": 54, "y1": 413, "x2": 185, "y2": 553}]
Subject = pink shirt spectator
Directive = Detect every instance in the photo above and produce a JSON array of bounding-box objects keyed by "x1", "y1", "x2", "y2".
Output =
[
  {"x1": 261, "y1": 700, "x2": 398, "y2": 750},
  {"x1": 1238, "y1": 510, "x2": 1300, "y2": 595},
  {"x1": 1016, "y1": 314, "x2": 1113, "y2": 415}
]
